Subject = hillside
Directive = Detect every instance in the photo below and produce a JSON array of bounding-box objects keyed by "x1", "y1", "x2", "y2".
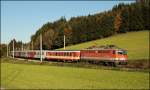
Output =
[{"x1": 58, "y1": 30, "x2": 149, "y2": 60}]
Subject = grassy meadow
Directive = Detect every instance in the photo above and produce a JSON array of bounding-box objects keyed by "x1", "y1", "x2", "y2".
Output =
[
  {"x1": 1, "y1": 61, "x2": 149, "y2": 89},
  {"x1": 58, "y1": 30, "x2": 149, "y2": 60}
]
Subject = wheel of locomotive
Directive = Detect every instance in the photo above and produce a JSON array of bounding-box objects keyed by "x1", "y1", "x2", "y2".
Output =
[
  {"x1": 102, "y1": 62, "x2": 107, "y2": 66},
  {"x1": 112, "y1": 62, "x2": 118, "y2": 67},
  {"x1": 88, "y1": 60, "x2": 92, "y2": 64},
  {"x1": 108, "y1": 62, "x2": 113, "y2": 66}
]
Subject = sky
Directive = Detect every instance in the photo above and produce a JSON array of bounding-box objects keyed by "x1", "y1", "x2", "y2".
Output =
[{"x1": 1, "y1": 1, "x2": 135, "y2": 44}]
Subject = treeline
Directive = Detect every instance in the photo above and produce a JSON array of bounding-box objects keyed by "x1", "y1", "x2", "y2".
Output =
[{"x1": 1, "y1": 1, "x2": 149, "y2": 57}]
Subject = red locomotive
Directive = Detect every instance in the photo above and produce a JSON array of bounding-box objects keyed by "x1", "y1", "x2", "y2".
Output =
[{"x1": 81, "y1": 49, "x2": 127, "y2": 65}]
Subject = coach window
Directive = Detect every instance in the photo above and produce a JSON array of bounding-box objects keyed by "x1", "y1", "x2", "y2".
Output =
[
  {"x1": 68, "y1": 52, "x2": 70, "y2": 56},
  {"x1": 113, "y1": 50, "x2": 116, "y2": 54},
  {"x1": 67, "y1": 52, "x2": 69, "y2": 56},
  {"x1": 56, "y1": 52, "x2": 58, "y2": 56},
  {"x1": 64, "y1": 52, "x2": 66, "y2": 56},
  {"x1": 70, "y1": 52, "x2": 71, "y2": 56}
]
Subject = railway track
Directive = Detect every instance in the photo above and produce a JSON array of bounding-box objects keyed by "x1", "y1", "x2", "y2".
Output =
[{"x1": 2, "y1": 57, "x2": 149, "y2": 72}]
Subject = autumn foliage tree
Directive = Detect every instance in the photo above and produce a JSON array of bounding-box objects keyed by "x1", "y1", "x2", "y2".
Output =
[
  {"x1": 43, "y1": 29, "x2": 57, "y2": 49},
  {"x1": 114, "y1": 12, "x2": 122, "y2": 33}
]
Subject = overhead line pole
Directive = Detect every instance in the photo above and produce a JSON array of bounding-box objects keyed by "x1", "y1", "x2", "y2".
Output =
[
  {"x1": 7, "y1": 43, "x2": 8, "y2": 57},
  {"x1": 13, "y1": 40, "x2": 14, "y2": 58},
  {"x1": 64, "y1": 35, "x2": 65, "y2": 50},
  {"x1": 22, "y1": 43, "x2": 23, "y2": 51},
  {"x1": 32, "y1": 41, "x2": 33, "y2": 51},
  {"x1": 40, "y1": 34, "x2": 42, "y2": 63}
]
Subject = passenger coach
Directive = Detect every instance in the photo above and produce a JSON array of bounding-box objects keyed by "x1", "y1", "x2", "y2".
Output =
[{"x1": 45, "y1": 50, "x2": 80, "y2": 61}]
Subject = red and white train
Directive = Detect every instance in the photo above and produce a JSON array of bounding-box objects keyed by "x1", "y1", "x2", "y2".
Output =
[{"x1": 11, "y1": 49, "x2": 128, "y2": 65}]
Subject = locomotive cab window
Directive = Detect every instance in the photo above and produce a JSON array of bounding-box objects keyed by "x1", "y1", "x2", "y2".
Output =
[
  {"x1": 117, "y1": 51, "x2": 127, "y2": 55},
  {"x1": 123, "y1": 51, "x2": 127, "y2": 55},
  {"x1": 118, "y1": 51, "x2": 123, "y2": 54}
]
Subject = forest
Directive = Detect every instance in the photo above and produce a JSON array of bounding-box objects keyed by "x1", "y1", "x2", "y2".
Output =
[{"x1": 1, "y1": 0, "x2": 149, "y2": 57}]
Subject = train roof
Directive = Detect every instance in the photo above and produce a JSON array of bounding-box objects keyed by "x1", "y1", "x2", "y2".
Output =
[
  {"x1": 44, "y1": 50, "x2": 80, "y2": 52},
  {"x1": 81, "y1": 48, "x2": 127, "y2": 51},
  {"x1": 11, "y1": 49, "x2": 127, "y2": 52},
  {"x1": 12, "y1": 50, "x2": 80, "y2": 52}
]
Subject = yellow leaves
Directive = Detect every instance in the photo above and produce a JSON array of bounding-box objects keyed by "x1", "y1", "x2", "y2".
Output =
[
  {"x1": 64, "y1": 26, "x2": 72, "y2": 36},
  {"x1": 114, "y1": 12, "x2": 122, "y2": 32}
]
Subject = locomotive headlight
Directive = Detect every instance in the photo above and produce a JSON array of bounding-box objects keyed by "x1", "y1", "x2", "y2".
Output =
[{"x1": 115, "y1": 58, "x2": 119, "y2": 60}]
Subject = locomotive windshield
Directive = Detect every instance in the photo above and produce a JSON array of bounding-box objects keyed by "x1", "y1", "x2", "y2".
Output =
[{"x1": 117, "y1": 50, "x2": 127, "y2": 55}]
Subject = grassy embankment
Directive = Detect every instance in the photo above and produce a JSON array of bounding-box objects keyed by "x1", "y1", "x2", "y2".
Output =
[{"x1": 58, "y1": 30, "x2": 149, "y2": 60}]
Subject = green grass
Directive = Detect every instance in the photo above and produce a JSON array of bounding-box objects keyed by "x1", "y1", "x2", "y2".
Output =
[
  {"x1": 1, "y1": 62, "x2": 149, "y2": 89},
  {"x1": 58, "y1": 30, "x2": 149, "y2": 60}
]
